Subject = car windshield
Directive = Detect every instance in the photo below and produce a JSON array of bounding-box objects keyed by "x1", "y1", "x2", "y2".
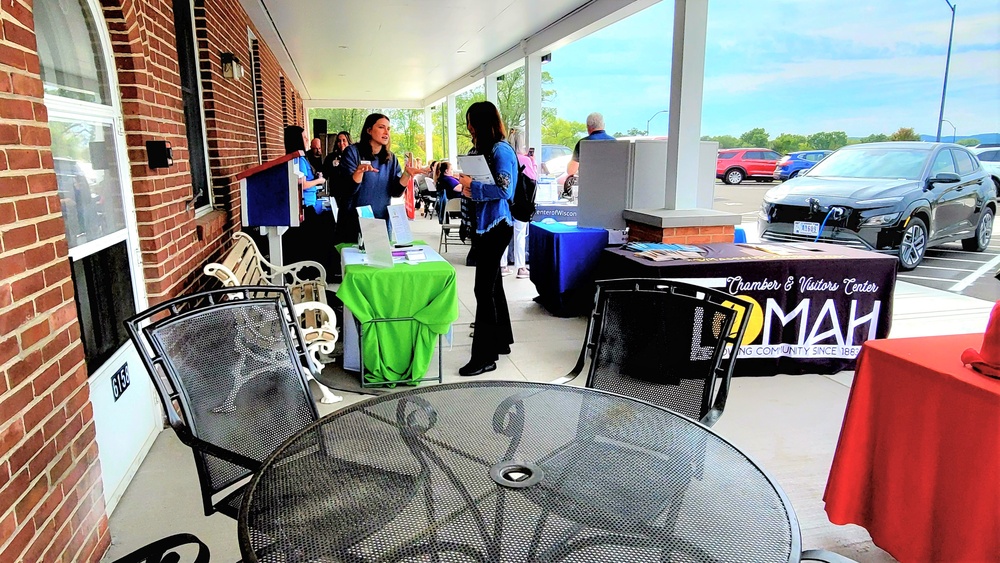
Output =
[{"x1": 806, "y1": 147, "x2": 930, "y2": 180}]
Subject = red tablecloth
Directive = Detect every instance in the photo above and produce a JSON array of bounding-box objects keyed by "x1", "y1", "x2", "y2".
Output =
[{"x1": 824, "y1": 333, "x2": 1000, "y2": 563}]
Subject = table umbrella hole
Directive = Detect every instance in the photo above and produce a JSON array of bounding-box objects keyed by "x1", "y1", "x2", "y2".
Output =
[{"x1": 490, "y1": 461, "x2": 544, "y2": 489}]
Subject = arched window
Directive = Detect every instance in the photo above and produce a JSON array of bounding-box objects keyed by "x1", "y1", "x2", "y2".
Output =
[{"x1": 36, "y1": 0, "x2": 144, "y2": 374}]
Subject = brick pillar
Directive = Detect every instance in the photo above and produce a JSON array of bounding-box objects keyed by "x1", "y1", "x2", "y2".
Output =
[
  {"x1": 0, "y1": 2, "x2": 110, "y2": 562},
  {"x1": 626, "y1": 220, "x2": 735, "y2": 244}
]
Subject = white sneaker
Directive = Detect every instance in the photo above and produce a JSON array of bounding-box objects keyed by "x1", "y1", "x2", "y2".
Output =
[{"x1": 501, "y1": 267, "x2": 512, "y2": 276}]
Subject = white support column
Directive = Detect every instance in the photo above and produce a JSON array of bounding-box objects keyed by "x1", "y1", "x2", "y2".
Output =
[
  {"x1": 664, "y1": 0, "x2": 709, "y2": 210},
  {"x1": 447, "y1": 94, "x2": 458, "y2": 164},
  {"x1": 485, "y1": 72, "x2": 499, "y2": 105},
  {"x1": 424, "y1": 106, "x2": 434, "y2": 161},
  {"x1": 525, "y1": 52, "x2": 543, "y2": 166}
]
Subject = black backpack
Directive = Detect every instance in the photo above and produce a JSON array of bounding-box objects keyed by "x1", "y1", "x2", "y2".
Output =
[{"x1": 510, "y1": 164, "x2": 537, "y2": 222}]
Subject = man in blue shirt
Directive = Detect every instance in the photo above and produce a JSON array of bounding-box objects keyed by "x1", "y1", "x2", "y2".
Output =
[{"x1": 566, "y1": 112, "x2": 616, "y2": 176}]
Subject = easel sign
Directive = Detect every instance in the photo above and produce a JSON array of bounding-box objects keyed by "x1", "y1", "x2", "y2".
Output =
[
  {"x1": 359, "y1": 217, "x2": 394, "y2": 269},
  {"x1": 387, "y1": 204, "x2": 413, "y2": 245}
]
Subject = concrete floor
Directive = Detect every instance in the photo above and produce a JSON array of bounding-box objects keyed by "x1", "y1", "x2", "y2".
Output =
[{"x1": 101, "y1": 218, "x2": 995, "y2": 562}]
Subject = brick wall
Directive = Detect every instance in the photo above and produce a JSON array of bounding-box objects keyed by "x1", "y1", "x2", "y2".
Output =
[
  {"x1": 101, "y1": 0, "x2": 302, "y2": 305},
  {"x1": 0, "y1": 2, "x2": 110, "y2": 562},
  {"x1": 1, "y1": 0, "x2": 304, "y2": 560}
]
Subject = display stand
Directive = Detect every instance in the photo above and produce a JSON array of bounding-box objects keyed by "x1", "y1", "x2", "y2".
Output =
[{"x1": 236, "y1": 151, "x2": 303, "y2": 266}]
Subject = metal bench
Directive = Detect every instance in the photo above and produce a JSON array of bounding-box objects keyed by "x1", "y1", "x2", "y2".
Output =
[{"x1": 204, "y1": 231, "x2": 341, "y2": 403}]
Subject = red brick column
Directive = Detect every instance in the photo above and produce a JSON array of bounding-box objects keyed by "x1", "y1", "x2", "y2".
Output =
[
  {"x1": 0, "y1": 2, "x2": 110, "y2": 561},
  {"x1": 626, "y1": 220, "x2": 735, "y2": 244}
]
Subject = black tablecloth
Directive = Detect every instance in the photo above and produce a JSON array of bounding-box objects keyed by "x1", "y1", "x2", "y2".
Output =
[
  {"x1": 240, "y1": 381, "x2": 799, "y2": 563},
  {"x1": 598, "y1": 242, "x2": 897, "y2": 375}
]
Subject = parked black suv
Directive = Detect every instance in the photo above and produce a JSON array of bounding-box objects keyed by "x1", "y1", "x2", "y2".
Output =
[{"x1": 758, "y1": 142, "x2": 996, "y2": 270}]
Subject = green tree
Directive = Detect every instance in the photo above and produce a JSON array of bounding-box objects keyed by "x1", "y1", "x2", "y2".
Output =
[
  {"x1": 807, "y1": 131, "x2": 849, "y2": 151},
  {"x1": 771, "y1": 133, "x2": 809, "y2": 154},
  {"x1": 859, "y1": 133, "x2": 889, "y2": 144},
  {"x1": 889, "y1": 127, "x2": 921, "y2": 141},
  {"x1": 738, "y1": 128, "x2": 770, "y2": 148},
  {"x1": 958, "y1": 138, "x2": 980, "y2": 147},
  {"x1": 700, "y1": 135, "x2": 741, "y2": 149},
  {"x1": 543, "y1": 114, "x2": 587, "y2": 147}
]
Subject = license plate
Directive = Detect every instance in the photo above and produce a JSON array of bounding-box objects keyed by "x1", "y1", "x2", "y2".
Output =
[{"x1": 793, "y1": 221, "x2": 820, "y2": 236}]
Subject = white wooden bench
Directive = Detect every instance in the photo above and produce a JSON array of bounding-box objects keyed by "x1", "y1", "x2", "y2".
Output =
[{"x1": 204, "y1": 231, "x2": 341, "y2": 404}]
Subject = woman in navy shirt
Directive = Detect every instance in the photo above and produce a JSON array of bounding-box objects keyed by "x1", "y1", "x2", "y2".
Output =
[
  {"x1": 456, "y1": 101, "x2": 517, "y2": 376},
  {"x1": 335, "y1": 113, "x2": 420, "y2": 244}
]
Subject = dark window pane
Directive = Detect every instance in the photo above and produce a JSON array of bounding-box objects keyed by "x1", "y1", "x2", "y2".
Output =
[
  {"x1": 71, "y1": 241, "x2": 136, "y2": 374},
  {"x1": 718, "y1": 152, "x2": 737, "y2": 159},
  {"x1": 952, "y1": 150, "x2": 976, "y2": 175},
  {"x1": 173, "y1": 0, "x2": 210, "y2": 208},
  {"x1": 930, "y1": 150, "x2": 956, "y2": 175}
]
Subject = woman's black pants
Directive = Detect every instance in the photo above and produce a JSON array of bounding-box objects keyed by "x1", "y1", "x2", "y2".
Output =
[{"x1": 470, "y1": 222, "x2": 514, "y2": 364}]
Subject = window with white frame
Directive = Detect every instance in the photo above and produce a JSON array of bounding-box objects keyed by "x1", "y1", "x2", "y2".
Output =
[{"x1": 36, "y1": 0, "x2": 143, "y2": 374}]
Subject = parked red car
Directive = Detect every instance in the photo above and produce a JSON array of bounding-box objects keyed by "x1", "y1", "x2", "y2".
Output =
[{"x1": 716, "y1": 148, "x2": 781, "y2": 184}]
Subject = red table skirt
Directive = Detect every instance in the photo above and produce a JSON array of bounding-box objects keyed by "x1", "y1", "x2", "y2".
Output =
[{"x1": 824, "y1": 333, "x2": 1000, "y2": 563}]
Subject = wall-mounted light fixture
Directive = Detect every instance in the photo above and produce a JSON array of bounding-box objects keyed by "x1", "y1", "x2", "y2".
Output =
[
  {"x1": 541, "y1": 53, "x2": 552, "y2": 64},
  {"x1": 221, "y1": 52, "x2": 243, "y2": 80}
]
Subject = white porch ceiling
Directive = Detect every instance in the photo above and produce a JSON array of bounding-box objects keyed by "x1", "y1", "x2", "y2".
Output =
[{"x1": 239, "y1": 0, "x2": 658, "y2": 107}]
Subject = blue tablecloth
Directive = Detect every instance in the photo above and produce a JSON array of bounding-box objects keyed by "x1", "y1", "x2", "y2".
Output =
[{"x1": 528, "y1": 221, "x2": 608, "y2": 317}]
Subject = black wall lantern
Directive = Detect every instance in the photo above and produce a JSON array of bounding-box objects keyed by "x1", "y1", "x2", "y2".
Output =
[{"x1": 146, "y1": 140, "x2": 173, "y2": 169}]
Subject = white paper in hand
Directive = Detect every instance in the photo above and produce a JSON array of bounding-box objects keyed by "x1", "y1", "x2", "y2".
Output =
[
  {"x1": 387, "y1": 204, "x2": 413, "y2": 245},
  {"x1": 456, "y1": 155, "x2": 496, "y2": 186},
  {"x1": 358, "y1": 217, "x2": 394, "y2": 269}
]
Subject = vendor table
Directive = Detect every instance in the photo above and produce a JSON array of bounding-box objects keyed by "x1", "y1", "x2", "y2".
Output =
[
  {"x1": 527, "y1": 221, "x2": 609, "y2": 317},
  {"x1": 338, "y1": 245, "x2": 458, "y2": 386},
  {"x1": 238, "y1": 381, "x2": 802, "y2": 562},
  {"x1": 824, "y1": 333, "x2": 1000, "y2": 563},
  {"x1": 598, "y1": 242, "x2": 897, "y2": 375}
]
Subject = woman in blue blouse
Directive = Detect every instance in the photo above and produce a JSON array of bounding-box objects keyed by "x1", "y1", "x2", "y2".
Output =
[
  {"x1": 335, "y1": 113, "x2": 420, "y2": 244},
  {"x1": 456, "y1": 101, "x2": 517, "y2": 376}
]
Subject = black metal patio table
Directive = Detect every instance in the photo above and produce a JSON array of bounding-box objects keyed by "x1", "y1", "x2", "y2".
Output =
[{"x1": 238, "y1": 381, "x2": 800, "y2": 562}]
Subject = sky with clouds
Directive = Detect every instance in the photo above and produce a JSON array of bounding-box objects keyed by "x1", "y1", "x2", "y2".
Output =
[{"x1": 544, "y1": 0, "x2": 1000, "y2": 139}]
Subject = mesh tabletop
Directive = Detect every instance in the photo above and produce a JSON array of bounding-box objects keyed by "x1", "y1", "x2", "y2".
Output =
[{"x1": 239, "y1": 381, "x2": 798, "y2": 563}]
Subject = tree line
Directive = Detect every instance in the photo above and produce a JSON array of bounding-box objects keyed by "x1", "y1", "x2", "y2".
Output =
[
  {"x1": 701, "y1": 127, "x2": 980, "y2": 154},
  {"x1": 308, "y1": 67, "x2": 589, "y2": 162}
]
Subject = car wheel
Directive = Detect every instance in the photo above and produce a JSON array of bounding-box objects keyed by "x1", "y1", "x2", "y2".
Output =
[
  {"x1": 788, "y1": 170, "x2": 799, "y2": 179},
  {"x1": 961, "y1": 206, "x2": 994, "y2": 252},
  {"x1": 724, "y1": 169, "x2": 744, "y2": 185},
  {"x1": 898, "y1": 217, "x2": 927, "y2": 271}
]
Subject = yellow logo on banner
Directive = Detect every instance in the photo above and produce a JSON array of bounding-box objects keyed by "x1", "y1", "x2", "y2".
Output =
[{"x1": 722, "y1": 294, "x2": 763, "y2": 345}]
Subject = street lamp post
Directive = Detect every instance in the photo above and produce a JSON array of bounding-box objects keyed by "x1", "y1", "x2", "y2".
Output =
[
  {"x1": 935, "y1": 0, "x2": 956, "y2": 142},
  {"x1": 941, "y1": 118, "x2": 957, "y2": 143},
  {"x1": 645, "y1": 110, "x2": 669, "y2": 136}
]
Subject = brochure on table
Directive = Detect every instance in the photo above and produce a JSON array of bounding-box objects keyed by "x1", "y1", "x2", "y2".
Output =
[
  {"x1": 387, "y1": 204, "x2": 414, "y2": 245},
  {"x1": 358, "y1": 217, "x2": 394, "y2": 268},
  {"x1": 456, "y1": 155, "x2": 497, "y2": 185}
]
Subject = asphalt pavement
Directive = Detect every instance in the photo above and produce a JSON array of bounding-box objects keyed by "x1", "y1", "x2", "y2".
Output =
[{"x1": 712, "y1": 179, "x2": 1000, "y2": 303}]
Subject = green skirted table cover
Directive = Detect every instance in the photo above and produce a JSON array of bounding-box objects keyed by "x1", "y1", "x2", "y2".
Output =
[{"x1": 337, "y1": 246, "x2": 458, "y2": 385}]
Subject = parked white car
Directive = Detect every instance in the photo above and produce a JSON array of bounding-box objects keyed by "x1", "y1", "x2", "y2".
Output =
[{"x1": 973, "y1": 147, "x2": 1000, "y2": 192}]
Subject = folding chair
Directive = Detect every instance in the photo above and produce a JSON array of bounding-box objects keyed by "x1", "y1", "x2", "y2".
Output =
[{"x1": 438, "y1": 197, "x2": 465, "y2": 253}]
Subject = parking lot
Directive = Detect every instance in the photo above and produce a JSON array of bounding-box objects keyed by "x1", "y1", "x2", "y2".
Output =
[{"x1": 713, "y1": 180, "x2": 1000, "y2": 303}]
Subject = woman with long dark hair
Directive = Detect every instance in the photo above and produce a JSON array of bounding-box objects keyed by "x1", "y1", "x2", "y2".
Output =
[
  {"x1": 456, "y1": 101, "x2": 517, "y2": 376},
  {"x1": 282, "y1": 125, "x2": 336, "y2": 276},
  {"x1": 336, "y1": 113, "x2": 420, "y2": 244}
]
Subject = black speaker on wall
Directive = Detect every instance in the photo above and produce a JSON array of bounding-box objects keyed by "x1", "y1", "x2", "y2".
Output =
[{"x1": 313, "y1": 119, "x2": 327, "y2": 137}]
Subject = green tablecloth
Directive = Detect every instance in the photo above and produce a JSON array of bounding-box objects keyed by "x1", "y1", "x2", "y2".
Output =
[{"x1": 337, "y1": 257, "x2": 458, "y2": 385}]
